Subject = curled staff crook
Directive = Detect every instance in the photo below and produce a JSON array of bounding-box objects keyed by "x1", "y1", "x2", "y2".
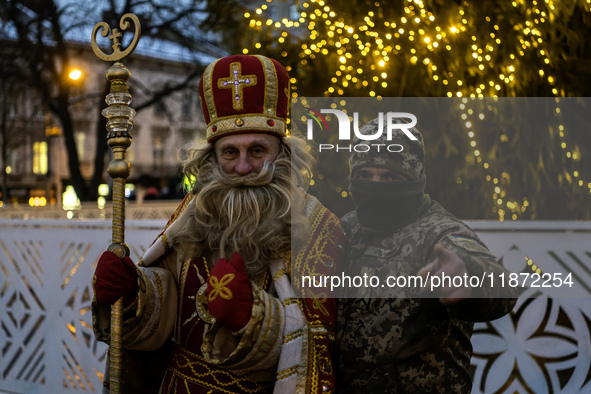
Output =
[{"x1": 91, "y1": 13, "x2": 141, "y2": 62}]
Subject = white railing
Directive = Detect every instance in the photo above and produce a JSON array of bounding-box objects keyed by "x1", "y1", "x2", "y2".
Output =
[
  {"x1": 0, "y1": 200, "x2": 183, "y2": 221},
  {"x1": 467, "y1": 221, "x2": 591, "y2": 394},
  {"x1": 0, "y1": 218, "x2": 590, "y2": 393},
  {"x1": 0, "y1": 219, "x2": 164, "y2": 394}
]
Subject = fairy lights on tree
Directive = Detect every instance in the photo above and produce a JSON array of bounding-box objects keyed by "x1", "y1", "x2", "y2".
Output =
[{"x1": 234, "y1": 0, "x2": 591, "y2": 220}]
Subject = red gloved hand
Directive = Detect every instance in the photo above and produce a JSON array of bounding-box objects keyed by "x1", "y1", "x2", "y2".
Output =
[
  {"x1": 206, "y1": 253, "x2": 253, "y2": 332},
  {"x1": 93, "y1": 251, "x2": 138, "y2": 306}
]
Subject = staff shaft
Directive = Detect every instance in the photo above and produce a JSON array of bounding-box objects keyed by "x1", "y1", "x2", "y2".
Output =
[
  {"x1": 103, "y1": 63, "x2": 135, "y2": 394},
  {"x1": 108, "y1": 178, "x2": 127, "y2": 392}
]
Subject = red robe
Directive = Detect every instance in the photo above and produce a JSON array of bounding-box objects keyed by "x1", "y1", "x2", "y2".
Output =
[{"x1": 93, "y1": 193, "x2": 345, "y2": 393}]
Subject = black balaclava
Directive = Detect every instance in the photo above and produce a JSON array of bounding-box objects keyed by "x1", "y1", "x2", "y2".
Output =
[{"x1": 348, "y1": 116, "x2": 431, "y2": 232}]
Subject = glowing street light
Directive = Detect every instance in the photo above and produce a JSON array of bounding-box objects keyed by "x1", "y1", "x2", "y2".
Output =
[{"x1": 69, "y1": 69, "x2": 82, "y2": 80}]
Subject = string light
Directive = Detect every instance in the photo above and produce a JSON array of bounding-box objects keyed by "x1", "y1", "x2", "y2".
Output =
[{"x1": 243, "y1": 0, "x2": 588, "y2": 212}]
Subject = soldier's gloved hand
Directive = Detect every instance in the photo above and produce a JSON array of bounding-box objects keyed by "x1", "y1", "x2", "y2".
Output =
[
  {"x1": 93, "y1": 251, "x2": 138, "y2": 306},
  {"x1": 418, "y1": 244, "x2": 471, "y2": 305},
  {"x1": 206, "y1": 252, "x2": 253, "y2": 332}
]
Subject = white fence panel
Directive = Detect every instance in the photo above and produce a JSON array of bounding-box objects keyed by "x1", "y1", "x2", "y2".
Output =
[
  {"x1": 1, "y1": 219, "x2": 590, "y2": 393},
  {"x1": 0, "y1": 219, "x2": 164, "y2": 393},
  {"x1": 469, "y1": 221, "x2": 591, "y2": 393}
]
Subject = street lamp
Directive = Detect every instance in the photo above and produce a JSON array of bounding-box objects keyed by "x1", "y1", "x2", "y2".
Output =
[{"x1": 68, "y1": 69, "x2": 82, "y2": 81}]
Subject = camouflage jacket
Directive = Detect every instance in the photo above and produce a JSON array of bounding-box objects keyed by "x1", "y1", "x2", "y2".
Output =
[{"x1": 335, "y1": 201, "x2": 516, "y2": 393}]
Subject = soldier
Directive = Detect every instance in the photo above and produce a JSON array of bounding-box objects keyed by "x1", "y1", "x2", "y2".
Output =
[{"x1": 335, "y1": 116, "x2": 517, "y2": 393}]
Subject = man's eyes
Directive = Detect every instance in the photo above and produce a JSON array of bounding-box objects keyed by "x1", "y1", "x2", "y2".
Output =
[
  {"x1": 222, "y1": 149, "x2": 238, "y2": 158},
  {"x1": 248, "y1": 145, "x2": 271, "y2": 157},
  {"x1": 221, "y1": 147, "x2": 268, "y2": 158}
]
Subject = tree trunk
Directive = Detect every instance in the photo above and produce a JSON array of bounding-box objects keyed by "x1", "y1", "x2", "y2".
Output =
[
  {"x1": 88, "y1": 79, "x2": 111, "y2": 202},
  {"x1": 54, "y1": 94, "x2": 88, "y2": 201}
]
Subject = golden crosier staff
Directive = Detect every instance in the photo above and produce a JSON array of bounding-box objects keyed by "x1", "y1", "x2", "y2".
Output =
[{"x1": 91, "y1": 13, "x2": 141, "y2": 394}]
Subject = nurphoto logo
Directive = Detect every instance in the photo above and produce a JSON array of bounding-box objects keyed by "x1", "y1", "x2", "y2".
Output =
[{"x1": 305, "y1": 110, "x2": 418, "y2": 152}]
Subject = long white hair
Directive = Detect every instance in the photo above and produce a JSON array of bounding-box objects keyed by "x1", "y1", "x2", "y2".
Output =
[{"x1": 170, "y1": 134, "x2": 313, "y2": 277}]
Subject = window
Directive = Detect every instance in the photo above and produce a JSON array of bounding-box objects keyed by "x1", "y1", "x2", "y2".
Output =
[
  {"x1": 7, "y1": 150, "x2": 19, "y2": 174},
  {"x1": 153, "y1": 134, "x2": 164, "y2": 173},
  {"x1": 152, "y1": 126, "x2": 168, "y2": 173},
  {"x1": 182, "y1": 93, "x2": 192, "y2": 120},
  {"x1": 75, "y1": 132, "x2": 85, "y2": 160},
  {"x1": 32, "y1": 141, "x2": 48, "y2": 175}
]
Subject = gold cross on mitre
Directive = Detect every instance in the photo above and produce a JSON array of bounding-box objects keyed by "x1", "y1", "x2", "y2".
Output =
[{"x1": 218, "y1": 62, "x2": 257, "y2": 110}]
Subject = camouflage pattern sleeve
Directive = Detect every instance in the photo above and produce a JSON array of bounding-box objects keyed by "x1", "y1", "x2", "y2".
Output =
[{"x1": 432, "y1": 233, "x2": 517, "y2": 322}]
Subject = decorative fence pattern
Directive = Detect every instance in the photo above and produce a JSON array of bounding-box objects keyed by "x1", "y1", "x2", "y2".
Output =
[
  {"x1": 469, "y1": 222, "x2": 591, "y2": 394},
  {"x1": 0, "y1": 219, "x2": 163, "y2": 393},
  {"x1": 0, "y1": 218, "x2": 590, "y2": 393},
  {"x1": 0, "y1": 201, "x2": 182, "y2": 221}
]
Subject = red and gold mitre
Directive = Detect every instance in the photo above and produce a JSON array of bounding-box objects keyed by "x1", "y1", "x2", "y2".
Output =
[{"x1": 198, "y1": 54, "x2": 290, "y2": 143}]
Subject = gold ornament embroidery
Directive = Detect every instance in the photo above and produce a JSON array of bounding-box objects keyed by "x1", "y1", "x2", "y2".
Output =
[
  {"x1": 311, "y1": 292, "x2": 329, "y2": 317},
  {"x1": 196, "y1": 283, "x2": 215, "y2": 324},
  {"x1": 160, "y1": 232, "x2": 170, "y2": 251},
  {"x1": 208, "y1": 273, "x2": 235, "y2": 302},
  {"x1": 195, "y1": 257, "x2": 215, "y2": 324}
]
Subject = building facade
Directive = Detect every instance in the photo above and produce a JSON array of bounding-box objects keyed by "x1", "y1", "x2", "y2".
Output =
[{"x1": 1, "y1": 42, "x2": 217, "y2": 208}]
